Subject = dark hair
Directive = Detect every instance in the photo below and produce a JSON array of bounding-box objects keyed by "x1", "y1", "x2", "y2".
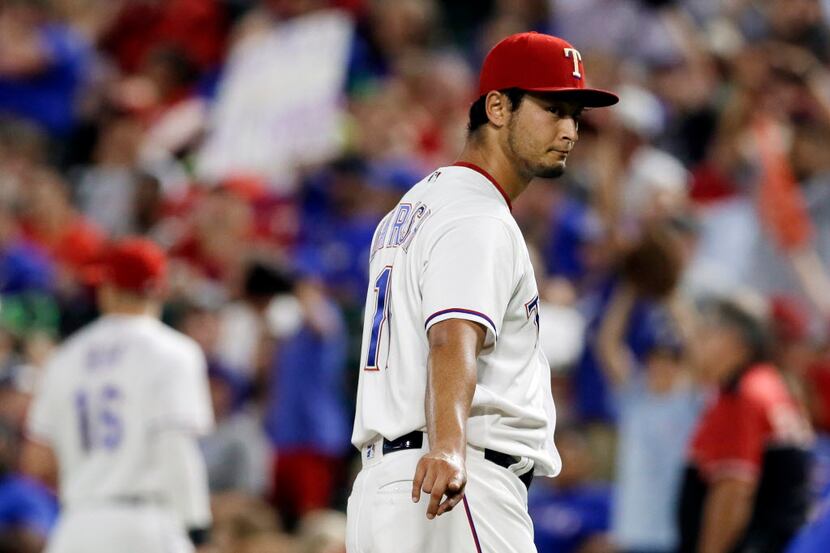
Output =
[
  {"x1": 620, "y1": 223, "x2": 683, "y2": 299},
  {"x1": 147, "y1": 45, "x2": 200, "y2": 88},
  {"x1": 467, "y1": 88, "x2": 526, "y2": 134},
  {"x1": 243, "y1": 261, "x2": 294, "y2": 300},
  {"x1": 707, "y1": 299, "x2": 772, "y2": 392}
]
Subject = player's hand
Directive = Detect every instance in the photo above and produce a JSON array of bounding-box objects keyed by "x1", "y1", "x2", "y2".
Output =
[{"x1": 411, "y1": 449, "x2": 466, "y2": 519}]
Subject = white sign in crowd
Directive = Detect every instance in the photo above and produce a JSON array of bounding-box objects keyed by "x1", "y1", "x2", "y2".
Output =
[{"x1": 197, "y1": 10, "x2": 354, "y2": 193}]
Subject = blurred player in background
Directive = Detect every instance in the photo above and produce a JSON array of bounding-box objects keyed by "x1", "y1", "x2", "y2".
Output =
[
  {"x1": 21, "y1": 238, "x2": 214, "y2": 553},
  {"x1": 347, "y1": 32, "x2": 617, "y2": 553}
]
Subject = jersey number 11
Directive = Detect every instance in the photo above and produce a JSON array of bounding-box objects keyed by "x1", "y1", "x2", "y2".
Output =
[{"x1": 365, "y1": 266, "x2": 392, "y2": 371}]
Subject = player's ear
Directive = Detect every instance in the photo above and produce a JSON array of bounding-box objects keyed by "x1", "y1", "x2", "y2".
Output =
[{"x1": 484, "y1": 91, "x2": 510, "y2": 129}]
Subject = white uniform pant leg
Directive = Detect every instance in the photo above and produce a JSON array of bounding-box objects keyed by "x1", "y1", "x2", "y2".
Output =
[
  {"x1": 462, "y1": 452, "x2": 537, "y2": 553},
  {"x1": 45, "y1": 505, "x2": 194, "y2": 553},
  {"x1": 346, "y1": 444, "x2": 536, "y2": 553}
]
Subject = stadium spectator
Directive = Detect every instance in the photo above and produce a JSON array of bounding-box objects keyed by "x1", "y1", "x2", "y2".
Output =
[
  {"x1": 175, "y1": 301, "x2": 270, "y2": 496},
  {"x1": 100, "y1": 0, "x2": 227, "y2": 75},
  {"x1": 0, "y1": 118, "x2": 49, "y2": 208},
  {"x1": 296, "y1": 510, "x2": 347, "y2": 553},
  {"x1": 265, "y1": 279, "x2": 351, "y2": 529},
  {"x1": 785, "y1": 497, "x2": 830, "y2": 553},
  {"x1": 200, "y1": 363, "x2": 270, "y2": 497},
  {"x1": 597, "y1": 284, "x2": 702, "y2": 553},
  {"x1": 170, "y1": 185, "x2": 257, "y2": 292},
  {"x1": 210, "y1": 491, "x2": 295, "y2": 553},
  {"x1": 0, "y1": 420, "x2": 57, "y2": 553},
  {"x1": 0, "y1": 203, "x2": 54, "y2": 296},
  {"x1": 17, "y1": 169, "x2": 105, "y2": 288},
  {"x1": 678, "y1": 297, "x2": 813, "y2": 553},
  {"x1": 806, "y1": 357, "x2": 830, "y2": 434},
  {"x1": 528, "y1": 425, "x2": 613, "y2": 553},
  {"x1": 0, "y1": 0, "x2": 93, "y2": 136},
  {"x1": 214, "y1": 260, "x2": 295, "y2": 388},
  {"x1": 72, "y1": 116, "x2": 145, "y2": 238}
]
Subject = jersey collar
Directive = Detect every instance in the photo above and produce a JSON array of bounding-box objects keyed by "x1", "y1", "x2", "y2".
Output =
[{"x1": 451, "y1": 161, "x2": 513, "y2": 211}]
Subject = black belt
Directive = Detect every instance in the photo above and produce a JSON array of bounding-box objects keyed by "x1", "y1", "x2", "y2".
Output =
[{"x1": 382, "y1": 431, "x2": 533, "y2": 491}]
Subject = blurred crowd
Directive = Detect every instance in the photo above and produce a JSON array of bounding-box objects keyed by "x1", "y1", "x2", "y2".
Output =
[{"x1": 3, "y1": 0, "x2": 830, "y2": 552}]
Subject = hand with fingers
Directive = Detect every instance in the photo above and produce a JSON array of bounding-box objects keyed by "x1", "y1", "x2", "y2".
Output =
[{"x1": 411, "y1": 449, "x2": 467, "y2": 520}]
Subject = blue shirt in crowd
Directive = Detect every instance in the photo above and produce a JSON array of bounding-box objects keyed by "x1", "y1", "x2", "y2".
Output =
[
  {"x1": 0, "y1": 24, "x2": 92, "y2": 135},
  {"x1": 0, "y1": 474, "x2": 58, "y2": 538},
  {"x1": 809, "y1": 434, "x2": 830, "y2": 503},
  {"x1": 295, "y1": 215, "x2": 376, "y2": 308},
  {"x1": 545, "y1": 198, "x2": 602, "y2": 281},
  {"x1": 785, "y1": 497, "x2": 830, "y2": 553},
  {"x1": 0, "y1": 241, "x2": 54, "y2": 294},
  {"x1": 574, "y1": 280, "x2": 663, "y2": 421},
  {"x1": 529, "y1": 483, "x2": 611, "y2": 553},
  {"x1": 297, "y1": 160, "x2": 418, "y2": 308},
  {"x1": 264, "y1": 307, "x2": 351, "y2": 456},
  {"x1": 611, "y1": 373, "x2": 703, "y2": 551}
]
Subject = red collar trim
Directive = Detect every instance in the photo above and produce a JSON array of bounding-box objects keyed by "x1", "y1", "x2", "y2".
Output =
[{"x1": 451, "y1": 162, "x2": 512, "y2": 211}]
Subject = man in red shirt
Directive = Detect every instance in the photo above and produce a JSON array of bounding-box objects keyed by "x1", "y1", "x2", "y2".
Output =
[{"x1": 679, "y1": 299, "x2": 812, "y2": 553}]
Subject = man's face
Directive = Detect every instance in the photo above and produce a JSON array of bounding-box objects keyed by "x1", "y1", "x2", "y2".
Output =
[
  {"x1": 698, "y1": 320, "x2": 750, "y2": 384},
  {"x1": 505, "y1": 93, "x2": 583, "y2": 179}
]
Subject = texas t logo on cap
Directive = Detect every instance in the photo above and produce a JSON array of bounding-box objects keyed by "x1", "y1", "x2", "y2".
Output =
[
  {"x1": 478, "y1": 32, "x2": 618, "y2": 107},
  {"x1": 563, "y1": 47, "x2": 582, "y2": 79}
]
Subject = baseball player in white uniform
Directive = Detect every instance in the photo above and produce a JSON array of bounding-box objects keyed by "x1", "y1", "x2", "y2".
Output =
[
  {"x1": 22, "y1": 237, "x2": 214, "y2": 553},
  {"x1": 346, "y1": 32, "x2": 618, "y2": 552}
]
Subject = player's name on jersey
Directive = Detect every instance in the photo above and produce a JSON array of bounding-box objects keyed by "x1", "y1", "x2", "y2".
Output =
[{"x1": 370, "y1": 201, "x2": 432, "y2": 258}]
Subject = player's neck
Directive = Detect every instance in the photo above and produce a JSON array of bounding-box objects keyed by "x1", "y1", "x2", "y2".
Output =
[
  {"x1": 101, "y1": 306, "x2": 157, "y2": 318},
  {"x1": 456, "y1": 142, "x2": 530, "y2": 204},
  {"x1": 97, "y1": 285, "x2": 161, "y2": 318}
]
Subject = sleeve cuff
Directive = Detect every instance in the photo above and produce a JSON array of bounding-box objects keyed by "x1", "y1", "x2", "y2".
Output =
[
  {"x1": 425, "y1": 308, "x2": 498, "y2": 345},
  {"x1": 703, "y1": 459, "x2": 760, "y2": 484}
]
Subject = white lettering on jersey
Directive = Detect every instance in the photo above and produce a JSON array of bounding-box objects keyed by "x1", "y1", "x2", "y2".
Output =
[{"x1": 370, "y1": 201, "x2": 432, "y2": 258}]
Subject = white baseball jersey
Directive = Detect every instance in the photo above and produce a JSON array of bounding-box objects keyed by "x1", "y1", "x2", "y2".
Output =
[
  {"x1": 27, "y1": 314, "x2": 214, "y2": 508},
  {"x1": 351, "y1": 163, "x2": 561, "y2": 477}
]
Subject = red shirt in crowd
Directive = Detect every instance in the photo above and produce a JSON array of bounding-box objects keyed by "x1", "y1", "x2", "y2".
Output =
[
  {"x1": 100, "y1": 0, "x2": 227, "y2": 73},
  {"x1": 21, "y1": 216, "x2": 105, "y2": 280},
  {"x1": 806, "y1": 359, "x2": 830, "y2": 433},
  {"x1": 689, "y1": 363, "x2": 811, "y2": 484},
  {"x1": 679, "y1": 363, "x2": 812, "y2": 553}
]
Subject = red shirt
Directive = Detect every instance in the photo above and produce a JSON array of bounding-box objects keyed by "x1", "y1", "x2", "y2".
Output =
[
  {"x1": 689, "y1": 364, "x2": 811, "y2": 484},
  {"x1": 806, "y1": 360, "x2": 830, "y2": 433},
  {"x1": 101, "y1": 0, "x2": 227, "y2": 73},
  {"x1": 21, "y1": 216, "x2": 105, "y2": 278}
]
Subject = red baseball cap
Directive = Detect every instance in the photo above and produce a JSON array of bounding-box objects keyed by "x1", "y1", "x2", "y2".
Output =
[
  {"x1": 92, "y1": 237, "x2": 168, "y2": 295},
  {"x1": 478, "y1": 32, "x2": 618, "y2": 108}
]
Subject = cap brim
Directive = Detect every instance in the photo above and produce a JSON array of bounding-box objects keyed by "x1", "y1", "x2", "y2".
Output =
[{"x1": 523, "y1": 86, "x2": 619, "y2": 108}]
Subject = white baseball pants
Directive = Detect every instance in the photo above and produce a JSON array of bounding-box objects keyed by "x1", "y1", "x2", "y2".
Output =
[
  {"x1": 45, "y1": 504, "x2": 193, "y2": 553},
  {"x1": 346, "y1": 436, "x2": 537, "y2": 553}
]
